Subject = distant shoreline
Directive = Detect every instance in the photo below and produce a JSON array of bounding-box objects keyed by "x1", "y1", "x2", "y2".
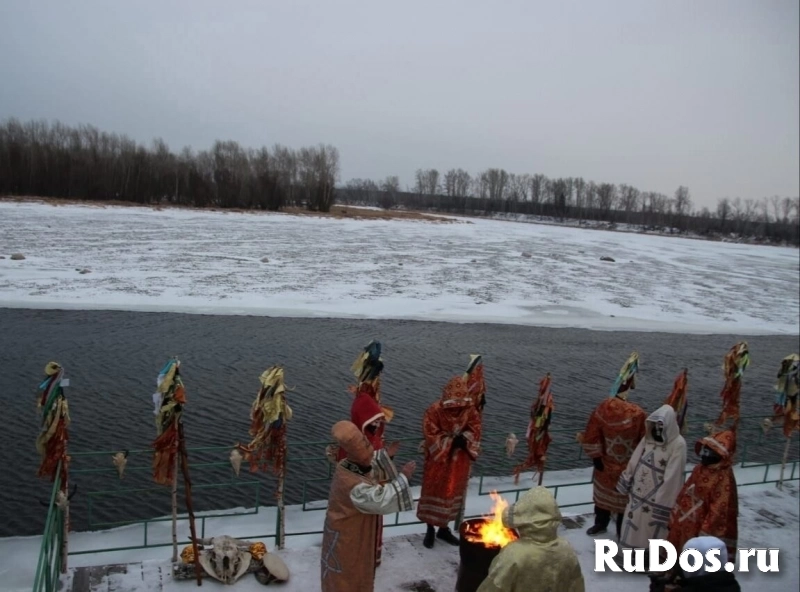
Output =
[{"x1": 2, "y1": 195, "x2": 796, "y2": 250}]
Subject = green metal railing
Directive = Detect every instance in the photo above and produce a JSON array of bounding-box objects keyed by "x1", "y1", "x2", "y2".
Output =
[
  {"x1": 33, "y1": 415, "x2": 798, "y2": 589},
  {"x1": 32, "y1": 460, "x2": 65, "y2": 592}
]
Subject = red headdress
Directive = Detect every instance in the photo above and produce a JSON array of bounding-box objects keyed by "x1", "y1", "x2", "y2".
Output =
[{"x1": 351, "y1": 391, "x2": 385, "y2": 450}]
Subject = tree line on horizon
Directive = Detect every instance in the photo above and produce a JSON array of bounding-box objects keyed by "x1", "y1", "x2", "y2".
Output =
[
  {"x1": 0, "y1": 117, "x2": 797, "y2": 245},
  {"x1": 342, "y1": 170, "x2": 800, "y2": 245},
  {"x1": 0, "y1": 118, "x2": 338, "y2": 212}
]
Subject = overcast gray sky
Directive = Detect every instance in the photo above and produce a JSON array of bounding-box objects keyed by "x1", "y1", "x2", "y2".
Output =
[{"x1": 1, "y1": 0, "x2": 797, "y2": 208}]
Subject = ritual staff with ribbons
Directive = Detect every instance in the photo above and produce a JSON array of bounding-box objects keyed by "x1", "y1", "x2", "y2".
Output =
[
  {"x1": 580, "y1": 352, "x2": 647, "y2": 538},
  {"x1": 763, "y1": 354, "x2": 799, "y2": 490},
  {"x1": 715, "y1": 342, "x2": 750, "y2": 428},
  {"x1": 151, "y1": 358, "x2": 200, "y2": 570},
  {"x1": 664, "y1": 368, "x2": 689, "y2": 434},
  {"x1": 237, "y1": 366, "x2": 293, "y2": 548},
  {"x1": 513, "y1": 372, "x2": 554, "y2": 485},
  {"x1": 464, "y1": 354, "x2": 487, "y2": 414},
  {"x1": 35, "y1": 361, "x2": 72, "y2": 573},
  {"x1": 36, "y1": 361, "x2": 70, "y2": 482}
]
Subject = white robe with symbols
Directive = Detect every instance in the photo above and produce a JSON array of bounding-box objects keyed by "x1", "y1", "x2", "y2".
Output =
[{"x1": 617, "y1": 404, "x2": 687, "y2": 550}]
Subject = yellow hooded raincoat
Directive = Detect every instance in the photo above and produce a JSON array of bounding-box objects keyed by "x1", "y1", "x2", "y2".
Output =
[{"x1": 477, "y1": 486, "x2": 585, "y2": 592}]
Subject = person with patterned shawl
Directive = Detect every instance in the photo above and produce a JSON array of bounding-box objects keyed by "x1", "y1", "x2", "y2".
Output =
[
  {"x1": 337, "y1": 382, "x2": 401, "y2": 567},
  {"x1": 617, "y1": 404, "x2": 687, "y2": 554},
  {"x1": 580, "y1": 352, "x2": 647, "y2": 538},
  {"x1": 417, "y1": 375, "x2": 482, "y2": 548},
  {"x1": 666, "y1": 429, "x2": 738, "y2": 558},
  {"x1": 321, "y1": 421, "x2": 415, "y2": 592}
]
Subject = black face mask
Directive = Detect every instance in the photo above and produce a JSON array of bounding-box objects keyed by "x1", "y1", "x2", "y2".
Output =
[
  {"x1": 651, "y1": 423, "x2": 665, "y2": 443},
  {"x1": 700, "y1": 446, "x2": 722, "y2": 465}
]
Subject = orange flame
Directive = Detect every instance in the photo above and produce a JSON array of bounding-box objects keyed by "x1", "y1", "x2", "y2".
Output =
[{"x1": 463, "y1": 491, "x2": 519, "y2": 548}]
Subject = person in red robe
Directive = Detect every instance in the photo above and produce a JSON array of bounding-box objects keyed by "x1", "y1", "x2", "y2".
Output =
[
  {"x1": 417, "y1": 375, "x2": 482, "y2": 548},
  {"x1": 581, "y1": 353, "x2": 647, "y2": 538},
  {"x1": 667, "y1": 429, "x2": 738, "y2": 557}
]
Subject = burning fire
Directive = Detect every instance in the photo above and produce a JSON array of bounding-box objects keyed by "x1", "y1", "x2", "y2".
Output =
[{"x1": 463, "y1": 491, "x2": 519, "y2": 548}]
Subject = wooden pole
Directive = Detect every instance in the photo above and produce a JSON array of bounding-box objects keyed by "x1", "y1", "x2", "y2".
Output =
[
  {"x1": 60, "y1": 457, "x2": 69, "y2": 573},
  {"x1": 277, "y1": 432, "x2": 286, "y2": 550},
  {"x1": 537, "y1": 460, "x2": 545, "y2": 487},
  {"x1": 171, "y1": 419, "x2": 179, "y2": 563},
  {"x1": 178, "y1": 422, "x2": 202, "y2": 586},
  {"x1": 777, "y1": 435, "x2": 792, "y2": 491}
]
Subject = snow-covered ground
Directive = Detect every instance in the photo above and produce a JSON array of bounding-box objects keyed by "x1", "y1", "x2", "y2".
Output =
[
  {"x1": 0, "y1": 464, "x2": 796, "y2": 591},
  {"x1": 1, "y1": 200, "x2": 798, "y2": 335}
]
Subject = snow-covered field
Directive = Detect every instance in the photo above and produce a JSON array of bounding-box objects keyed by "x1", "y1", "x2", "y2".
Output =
[
  {"x1": 1, "y1": 200, "x2": 798, "y2": 335},
  {"x1": 0, "y1": 465, "x2": 796, "y2": 592}
]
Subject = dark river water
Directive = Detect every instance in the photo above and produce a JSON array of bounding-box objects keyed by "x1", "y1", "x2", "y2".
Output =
[{"x1": 0, "y1": 308, "x2": 797, "y2": 537}]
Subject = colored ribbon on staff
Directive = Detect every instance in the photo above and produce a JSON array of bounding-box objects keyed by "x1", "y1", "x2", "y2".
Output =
[
  {"x1": 513, "y1": 373, "x2": 554, "y2": 484},
  {"x1": 35, "y1": 362, "x2": 70, "y2": 482},
  {"x1": 239, "y1": 365, "x2": 293, "y2": 475},
  {"x1": 152, "y1": 358, "x2": 185, "y2": 486},
  {"x1": 715, "y1": 342, "x2": 750, "y2": 426},
  {"x1": 664, "y1": 369, "x2": 689, "y2": 434}
]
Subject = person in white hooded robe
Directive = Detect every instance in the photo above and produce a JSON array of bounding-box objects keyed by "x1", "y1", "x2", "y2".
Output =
[{"x1": 617, "y1": 404, "x2": 687, "y2": 550}]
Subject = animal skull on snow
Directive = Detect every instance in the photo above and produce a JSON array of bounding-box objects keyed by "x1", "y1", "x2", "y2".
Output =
[{"x1": 197, "y1": 535, "x2": 252, "y2": 584}]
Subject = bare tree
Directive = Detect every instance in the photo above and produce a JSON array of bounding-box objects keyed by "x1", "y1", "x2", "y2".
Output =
[
  {"x1": 596, "y1": 183, "x2": 617, "y2": 217},
  {"x1": 414, "y1": 168, "x2": 440, "y2": 195},
  {"x1": 674, "y1": 185, "x2": 692, "y2": 216}
]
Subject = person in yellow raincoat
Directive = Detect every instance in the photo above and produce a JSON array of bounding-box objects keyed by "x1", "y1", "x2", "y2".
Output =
[{"x1": 477, "y1": 486, "x2": 585, "y2": 592}]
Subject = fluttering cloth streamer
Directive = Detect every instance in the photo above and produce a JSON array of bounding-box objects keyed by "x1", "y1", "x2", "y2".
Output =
[
  {"x1": 513, "y1": 373, "x2": 554, "y2": 484},
  {"x1": 715, "y1": 342, "x2": 750, "y2": 426},
  {"x1": 239, "y1": 366, "x2": 293, "y2": 475},
  {"x1": 664, "y1": 369, "x2": 689, "y2": 434},
  {"x1": 349, "y1": 340, "x2": 393, "y2": 422},
  {"x1": 771, "y1": 354, "x2": 800, "y2": 437},
  {"x1": 463, "y1": 354, "x2": 487, "y2": 412},
  {"x1": 610, "y1": 352, "x2": 639, "y2": 399},
  {"x1": 152, "y1": 358, "x2": 186, "y2": 486},
  {"x1": 36, "y1": 362, "x2": 70, "y2": 481}
]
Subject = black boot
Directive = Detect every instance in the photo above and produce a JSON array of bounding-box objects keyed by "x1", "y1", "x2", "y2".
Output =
[
  {"x1": 436, "y1": 526, "x2": 459, "y2": 546},
  {"x1": 423, "y1": 524, "x2": 435, "y2": 549},
  {"x1": 587, "y1": 506, "x2": 610, "y2": 536},
  {"x1": 586, "y1": 524, "x2": 608, "y2": 535}
]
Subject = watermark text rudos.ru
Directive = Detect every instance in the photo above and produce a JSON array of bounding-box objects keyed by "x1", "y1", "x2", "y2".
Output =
[{"x1": 594, "y1": 540, "x2": 780, "y2": 573}]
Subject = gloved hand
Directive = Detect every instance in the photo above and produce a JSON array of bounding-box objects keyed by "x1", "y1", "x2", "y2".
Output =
[
  {"x1": 452, "y1": 434, "x2": 468, "y2": 450},
  {"x1": 592, "y1": 457, "x2": 604, "y2": 471}
]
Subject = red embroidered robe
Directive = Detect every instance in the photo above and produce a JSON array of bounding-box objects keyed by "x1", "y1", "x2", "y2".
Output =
[
  {"x1": 417, "y1": 377, "x2": 482, "y2": 527},
  {"x1": 582, "y1": 396, "x2": 647, "y2": 514},
  {"x1": 667, "y1": 430, "x2": 738, "y2": 556}
]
